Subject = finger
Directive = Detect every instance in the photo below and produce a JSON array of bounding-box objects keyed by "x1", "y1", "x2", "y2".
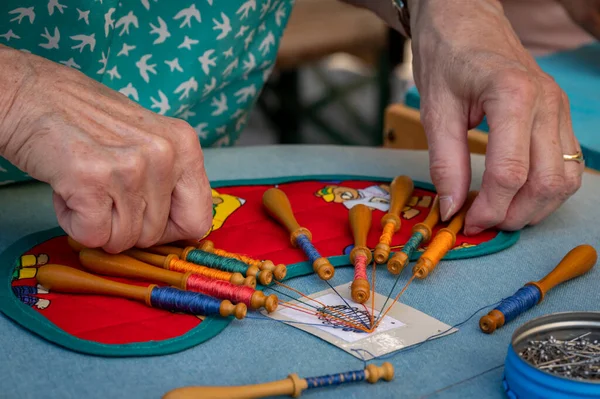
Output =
[
  {"x1": 464, "y1": 72, "x2": 536, "y2": 235},
  {"x1": 102, "y1": 157, "x2": 146, "y2": 254},
  {"x1": 496, "y1": 80, "x2": 564, "y2": 231},
  {"x1": 421, "y1": 97, "x2": 472, "y2": 222},
  {"x1": 135, "y1": 138, "x2": 177, "y2": 248},
  {"x1": 53, "y1": 189, "x2": 112, "y2": 248},
  {"x1": 158, "y1": 129, "x2": 213, "y2": 244},
  {"x1": 529, "y1": 91, "x2": 584, "y2": 225}
]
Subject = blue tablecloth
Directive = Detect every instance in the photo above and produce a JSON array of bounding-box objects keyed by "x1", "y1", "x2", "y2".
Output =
[
  {"x1": 405, "y1": 42, "x2": 600, "y2": 170},
  {"x1": 1, "y1": 145, "x2": 599, "y2": 399}
]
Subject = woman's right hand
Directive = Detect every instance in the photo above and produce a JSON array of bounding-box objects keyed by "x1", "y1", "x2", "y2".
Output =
[{"x1": 0, "y1": 45, "x2": 213, "y2": 253}]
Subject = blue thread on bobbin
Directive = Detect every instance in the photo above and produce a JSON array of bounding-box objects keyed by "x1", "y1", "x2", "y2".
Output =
[
  {"x1": 150, "y1": 286, "x2": 222, "y2": 316},
  {"x1": 296, "y1": 234, "x2": 321, "y2": 264},
  {"x1": 306, "y1": 370, "x2": 367, "y2": 389},
  {"x1": 494, "y1": 285, "x2": 541, "y2": 323},
  {"x1": 401, "y1": 231, "x2": 424, "y2": 258}
]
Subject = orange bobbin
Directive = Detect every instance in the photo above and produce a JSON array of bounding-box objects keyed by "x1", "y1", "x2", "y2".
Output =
[
  {"x1": 127, "y1": 248, "x2": 257, "y2": 288},
  {"x1": 195, "y1": 240, "x2": 287, "y2": 281},
  {"x1": 373, "y1": 175, "x2": 414, "y2": 264},
  {"x1": 262, "y1": 187, "x2": 334, "y2": 280},
  {"x1": 78, "y1": 248, "x2": 277, "y2": 312},
  {"x1": 412, "y1": 191, "x2": 478, "y2": 279},
  {"x1": 387, "y1": 195, "x2": 441, "y2": 274},
  {"x1": 36, "y1": 264, "x2": 247, "y2": 319},
  {"x1": 349, "y1": 204, "x2": 373, "y2": 303},
  {"x1": 66, "y1": 238, "x2": 256, "y2": 288}
]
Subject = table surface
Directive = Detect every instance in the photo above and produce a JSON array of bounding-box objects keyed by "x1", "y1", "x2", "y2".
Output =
[{"x1": 1, "y1": 145, "x2": 599, "y2": 399}]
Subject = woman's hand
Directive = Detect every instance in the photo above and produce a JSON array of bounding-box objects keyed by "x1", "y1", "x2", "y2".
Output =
[
  {"x1": 557, "y1": 0, "x2": 600, "y2": 40},
  {"x1": 408, "y1": 0, "x2": 584, "y2": 234},
  {"x1": 0, "y1": 45, "x2": 213, "y2": 253}
]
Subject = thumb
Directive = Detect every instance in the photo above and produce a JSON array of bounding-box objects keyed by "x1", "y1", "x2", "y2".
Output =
[{"x1": 421, "y1": 98, "x2": 472, "y2": 222}]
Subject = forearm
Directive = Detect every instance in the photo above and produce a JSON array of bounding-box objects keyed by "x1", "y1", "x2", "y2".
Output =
[{"x1": 0, "y1": 44, "x2": 29, "y2": 158}]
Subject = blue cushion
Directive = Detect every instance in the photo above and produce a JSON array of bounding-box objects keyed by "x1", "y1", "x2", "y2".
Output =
[{"x1": 404, "y1": 42, "x2": 600, "y2": 170}]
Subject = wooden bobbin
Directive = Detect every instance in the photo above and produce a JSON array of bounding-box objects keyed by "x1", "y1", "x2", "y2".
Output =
[
  {"x1": 179, "y1": 246, "x2": 274, "y2": 286},
  {"x1": 143, "y1": 246, "x2": 258, "y2": 287},
  {"x1": 79, "y1": 248, "x2": 278, "y2": 313},
  {"x1": 373, "y1": 175, "x2": 414, "y2": 264},
  {"x1": 349, "y1": 204, "x2": 373, "y2": 304},
  {"x1": 412, "y1": 191, "x2": 478, "y2": 279},
  {"x1": 36, "y1": 264, "x2": 247, "y2": 319},
  {"x1": 479, "y1": 244, "x2": 597, "y2": 334},
  {"x1": 66, "y1": 239, "x2": 257, "y2": 288},
  {"x1": 162, "y1": 362, "x2": 394, "y2": 399},
  {"x1": 198, "y1": 240, "x2": 287, "y2": 281},
  {"x1": 387, "y1": 195, "x2": 440, "y2": 274},
  {"x1": 262, "y1": 187, "x2": 334, "y2": 280}
]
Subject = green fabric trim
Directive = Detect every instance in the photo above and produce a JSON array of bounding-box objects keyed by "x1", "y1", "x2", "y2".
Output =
[{"x1": 0, "y1": 174, "x2": 520, "y2": 357}]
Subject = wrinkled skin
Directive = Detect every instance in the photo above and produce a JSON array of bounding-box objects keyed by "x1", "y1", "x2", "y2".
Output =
[
  {"x1": 0, "y1": 45, "x2": 212, "y2": 253},
  {"x1": 408, "y1": 0, "x2": 584, "y2": 234}
]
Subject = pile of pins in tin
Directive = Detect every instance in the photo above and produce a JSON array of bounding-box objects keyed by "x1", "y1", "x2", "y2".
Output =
[{"x1": 519, "y1": 332, "x2": 600, "y2": 381}]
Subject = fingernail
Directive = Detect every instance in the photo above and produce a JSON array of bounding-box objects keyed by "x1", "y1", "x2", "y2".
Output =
[{"x1": 439, "y1": 195, "x2": 454, "y2": 221}]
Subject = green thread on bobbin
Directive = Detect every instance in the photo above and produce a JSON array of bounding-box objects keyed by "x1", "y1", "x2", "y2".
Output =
[{"x1": 186, "y1": 249, "x2": 249, "y2": 275}]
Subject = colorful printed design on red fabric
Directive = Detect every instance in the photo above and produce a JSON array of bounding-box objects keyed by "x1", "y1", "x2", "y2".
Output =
[{"x1": 8, "y1": 178, "x2": 507, "y2": 349}]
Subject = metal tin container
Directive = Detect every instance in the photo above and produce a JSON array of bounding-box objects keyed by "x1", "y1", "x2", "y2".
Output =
[{"x1": 503, "y1": 312, "x2": 600, "y2": 398}]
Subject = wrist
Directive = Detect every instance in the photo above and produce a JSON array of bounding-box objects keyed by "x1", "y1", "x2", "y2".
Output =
[{"x1": 0, "y1": 45, "x2": 32, "y2": 161}]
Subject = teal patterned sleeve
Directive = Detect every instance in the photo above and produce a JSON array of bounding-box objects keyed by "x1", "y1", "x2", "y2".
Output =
[{"x1": 0, "y1": 0, "x2": 293, "y2": 185}]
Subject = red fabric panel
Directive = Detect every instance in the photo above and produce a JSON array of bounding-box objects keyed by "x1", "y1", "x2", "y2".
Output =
[{"x1": 10, "y1": 179, "x2": 498, "y2": 345}]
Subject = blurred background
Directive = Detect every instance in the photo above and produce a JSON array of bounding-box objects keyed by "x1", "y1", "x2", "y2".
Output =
[{"x1": 240, "y1": 0, "x2": 411, "y2": 147}]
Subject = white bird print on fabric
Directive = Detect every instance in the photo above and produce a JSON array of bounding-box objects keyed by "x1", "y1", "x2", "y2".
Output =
[
  {"x1": 60, "y1": 57, "x2": 80, "y2": 69},
  {"x1": 235, "y1": 112, "x2": 248, "y2": 131},
  {"x1": 206, "y1": 0, "x2": 213, "y2": 5},
  {"x1": 235, "y1": 25, "x2": 249, "y2": 38},
  {"x1": 175, "y1": 104, "x2": 196, "y2": 120},
  {"x1": 210, "y1": 93, "x2": 228, "y2": 116},
  {"x1": 195, "y1": 123, "x2": 209, "y2": 139},
  {"x1": 39, "y1": 27, "x2": 60, "y2": 49},
  {"x1": 70, "y1": 33, "x2": 96, "y2": 52},
  {"x1": 222, "y1": 58, "x2": 238, "y2": 78},
  {"x1": 150, "y1": 90, "x2": 170, "y2": 115},
  {"x1": 258, "y1": 22, "x2": 267, "y2": 32},
  {"x1": 223, "y1": 47, "x2": 234, "y2": 58},
  {"x1": 136, "y1": 54, "x2": 157, "y2": 83},
  {"x1": 260, "y1": 0, "x2": 272, "y2": 18},
  {"x1": 9, "y1": 7, "x2": 35, "y2": 24},
  {"x1": 104, "y1": 8, "x2": 115, "y2": 37},
  {"x1": 275, "y1": 2, "x2": 287, "y2": 26},
  {"x1": 173, "y1": 4, "x2": 201, "y2": 28},
  {"x1": 174, "y1": 76, "x2": 198, "y2": 100},
  {"x1": 48, "y1": 0, "x2": 67, "y2": 16},
  {"x1": 244, "y1": 29, "x2": 255, "y2": 50},
  {"x1": 77, "y1": 9, "x2": 90, "y2": 25},
  {"x1": 215, "y1": 126, "x2": 227, "y2": 135},
  {"x1": 0, "y1": 30, "x2": 19, "y2": 41},
  {"x1": 117, "y1": 43, "x2": 135, "y2": 56},
  {"x1": 119, "y1": 83, "x2": 139, "y2": 101},
  {"x1": 165, "y1": 58, "x2": 183, "y2": 72},
  {"x1": 203, "y1": 77, "x2": 217, "y2": 97},
  {"x1": 178, "y1": 36, "x2": 198, "y2": 50},
  {"x1": 116, "y1": 11, "x2": 138, "y2": 36},
  {"x1": 235, "y1": 84, "x2": 256, "y2": 104},
  {"x1": 198, "y1": 49, "x2": 217, "y2": 75},
  {"x1": 259, "y1": 32, "x2": 275, "y2": 56},
  {"x1": 106, "y1": 66, "x2": 121, "y2": 80},
  {"x1": 243, "y1": 53, "x2": 256, "y2": 75},
  {"x1": 140, "y1": 0, "x2": 157, "y2": 11},
  {"x1": 97, "y1": 51, "x2": 108, "y2": 73},
  {"x1": 212, "y1": 12, "x2": 231, "y2": 40},
  {"x1": 149, "y1": 17, "x2": 170, "y2": 44},
  {"x1": 237, "y1": 0, "x2": 256, "y2": 20}
]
